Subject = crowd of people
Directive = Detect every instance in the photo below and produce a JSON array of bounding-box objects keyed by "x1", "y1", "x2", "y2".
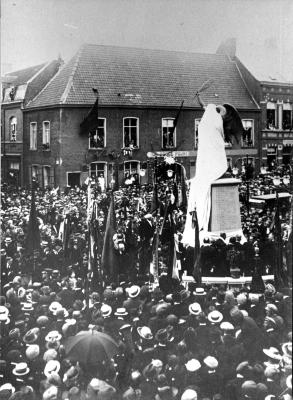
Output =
[{"x1": 0, "y1": 164, "x2": 292, "y2": 399}]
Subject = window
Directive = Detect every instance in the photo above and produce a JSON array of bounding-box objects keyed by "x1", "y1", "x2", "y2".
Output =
[
  {"x1": 282, "y1": 146, "x2": 292, "y2": 165},
  {"x1": 242, "y1": 119, "x2": 254, "y2": 147},
  {"x1": 67, "y1": 172, "x2": 81, "y2": 187},
  {"x1": 43, "y1": 166, "x2": 51, "y2": 187},
  {"x1": 90, "y1": 162, "x2": 107, "y2": 185},
  {"x1": 194, "y1": 119, "x2": 200, "y2": 148},
  {"x1": 10, "y1": 162, "x2": 20, "y2": 170},
  {"x1": 123, "y1": 118, "x2": 139, "y2": 148},
  {"x1": 162, "y1": 118, "x2": 176, "y2": 149},
  {"x1": 89, "y1": 118, "x2": 106, "y2": 149},
  {"x1": 124, "y1": 161, "x2": 140, "y2": 184},
  {"x1": 30, "y1": 122, "x2": 37, "y2": 150},
  {"x1": 31, "y1": 165, "x2": 39, "y2": 180},
  {"x1": 266, "y1": 102, "x2": 276, "y2": 129},
  {"x1": 282, "y1": 104, "x2": 292, "y2": 130},
  {"x1": 42, "y1": 121, "x2": 50, "y2": 149},
  {"x1": 9, "y1": 117, "x2": 17, "y2": 141}
]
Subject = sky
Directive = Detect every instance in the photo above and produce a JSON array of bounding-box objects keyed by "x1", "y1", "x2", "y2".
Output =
[{"x1": 1, "y1": 0, "x2": 293, "y2": 81}]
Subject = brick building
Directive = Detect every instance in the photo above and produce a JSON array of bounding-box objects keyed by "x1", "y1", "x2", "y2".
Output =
[
  {"x1": 23, "y1": 44, "x2": 260, "y2": 189},
  {"x1": 235, "y1": 55, "x2": 293, "y2": 169},
  {"x1": 1, "y1": 59, "x2": 63, "y2": 186}
]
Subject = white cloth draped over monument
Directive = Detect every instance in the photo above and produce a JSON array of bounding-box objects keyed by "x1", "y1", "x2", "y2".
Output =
[{"x1": 182, "y1": 104, "x2": 227, "y2": 247}]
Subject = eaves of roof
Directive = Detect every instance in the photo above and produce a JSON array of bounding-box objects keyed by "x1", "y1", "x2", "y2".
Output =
[{"x1": 26, "y1": 43, "x2": 259, "y2": 110}]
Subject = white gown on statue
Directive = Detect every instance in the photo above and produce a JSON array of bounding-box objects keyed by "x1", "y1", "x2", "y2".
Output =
[{"x1": 182, "y1": 104, "x2": 227, "y2": 247}]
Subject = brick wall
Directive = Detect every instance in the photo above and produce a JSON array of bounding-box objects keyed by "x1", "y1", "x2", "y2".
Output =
[{"x1": 23, "y1": 105, "x2": 261, "y2": 188}]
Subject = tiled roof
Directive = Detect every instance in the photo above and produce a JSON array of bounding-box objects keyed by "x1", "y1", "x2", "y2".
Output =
[
  {"x1": 4, "y1": 63, "x2": 46, "y2": 86},
  {"x1": 27, "y1": 44, "x2": 258, "y2": 109}
]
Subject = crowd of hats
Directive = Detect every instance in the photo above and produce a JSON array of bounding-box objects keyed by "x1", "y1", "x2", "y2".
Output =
[
  {"x1": 1, "y1": 166, "x2": 292, "y2": 400},
  {"x1": 0, "y1": 268, "x2": 292, "y2": 400},
  {"x1": 237, "y1": 164, "x2": 292, "y2": 241}
]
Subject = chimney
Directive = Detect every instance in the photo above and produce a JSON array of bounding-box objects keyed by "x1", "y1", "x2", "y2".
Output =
[
  {"x1": 216, "y1": 38, "x2": 236, "y2": 60},
  {"x1": 57, "y1": 53, "x2": 65, "y2": 69}
]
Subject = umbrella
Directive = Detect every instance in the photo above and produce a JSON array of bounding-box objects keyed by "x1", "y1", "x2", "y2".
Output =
[{"x1": 64, "y1": 330, "x2": 119, "y2": 365}]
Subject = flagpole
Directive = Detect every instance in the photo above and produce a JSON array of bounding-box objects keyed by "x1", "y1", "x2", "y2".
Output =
[
  {"x1": 86, "y1": 178, "x2": 93, "y2": 309},
  {"x1": 152, "y1": 156, "x2": 159, "y2": 285},
  {"x1": 31, "y1": 179, "x2": 36, "y2": 279}
]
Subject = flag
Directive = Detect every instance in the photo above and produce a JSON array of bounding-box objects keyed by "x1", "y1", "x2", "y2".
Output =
[
  {"x1": 62, "y1": 214, "x2": 71, "y2": 259},
  {"x1": 87, "y1": 183, "x2": 95, "y2": 269},
  {"x1": 151, "y1": 181, "x2": 159, "y2": 214},
  {"x1": 101, "y1": 194, "x2": 118, "y2": 279},
  {"x1": 80, "y1": 91, "x2": 99, "y2": 135},
  {"x1": 24, "y1": 186, "x2": 40, "y2": 255},
  {"x1": 179, "y1": 169, "x2": 188, "y2": 210},
  {"x1": 172, "y1": 233, "x2": 181, "y2": 280},
  {"x1": 169, "y1": 100, "x2": 184, "y2": 136},
  {"x1": 273, "y1": 193, "x2": 287, "y2": 288},
  {"x1": 192, "y1": 209, "x2": 202, "y2": 284}
]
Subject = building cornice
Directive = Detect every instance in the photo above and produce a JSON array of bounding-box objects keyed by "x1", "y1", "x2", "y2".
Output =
[
  {"x1": 23, "y1": 103, "x2": 261, "y2": 113},
  {"x1": 260, "y1": 81, "x2": 293, "y2": 88}
]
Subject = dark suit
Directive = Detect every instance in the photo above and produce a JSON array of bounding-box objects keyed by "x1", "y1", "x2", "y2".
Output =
[{"x1": 138, "y1": 218, "x2": 155, "y2": 275}]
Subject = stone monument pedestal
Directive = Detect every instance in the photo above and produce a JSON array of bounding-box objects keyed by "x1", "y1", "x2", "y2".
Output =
[
  {"x1": 200, "y1": 177, "x2": 244, "y2": 247},
  {"x1": 208, "y1": 178, "x2": 242, "y2": 234}
]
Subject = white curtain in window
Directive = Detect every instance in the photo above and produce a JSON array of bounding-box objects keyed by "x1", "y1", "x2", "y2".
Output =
[
  {"x1": 30, "y1": 123, "x2": 37, "y2": 149},
  {"x1": 42, "y1": 122, "x2": 50, "y2": 145}
]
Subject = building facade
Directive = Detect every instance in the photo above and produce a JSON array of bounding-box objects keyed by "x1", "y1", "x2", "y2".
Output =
[
  {"x1": 1, "y1": 59, "x2": 63, "y2": 186},
  {"x1": 23, "y1": 44, "x2": 260, "y2": 189},
  {"x1": 236, "y1": 57, "x2": 293, "y2": 170}
]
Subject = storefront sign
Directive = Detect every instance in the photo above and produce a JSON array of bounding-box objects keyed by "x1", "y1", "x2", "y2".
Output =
[{"x1": 147, "y1": 150, "x2": 197, "y2": 158}]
